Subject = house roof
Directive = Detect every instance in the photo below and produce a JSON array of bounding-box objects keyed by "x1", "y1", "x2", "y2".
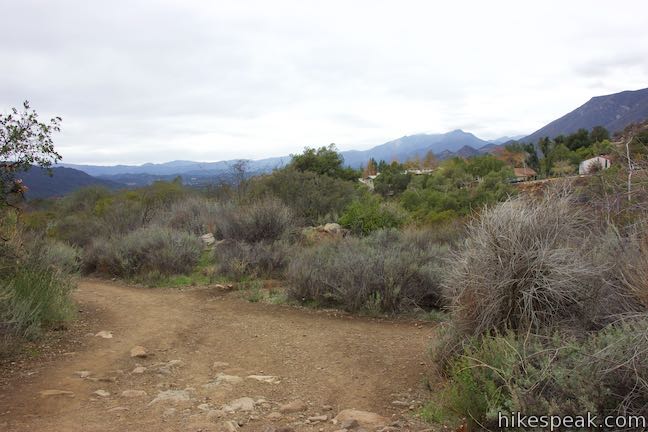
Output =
[
  {"x1": 582, "y1": 155, "x2": 612, "y2": 163},
  {"x1": 514, "y1": 167, "x2": 537, "y2": 177}
]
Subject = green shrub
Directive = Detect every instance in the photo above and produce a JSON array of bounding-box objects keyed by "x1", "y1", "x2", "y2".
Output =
[
  {"x1": 218, "y1": 198, "x2": 294, "y2": 243},
  {"x1": 585, "y1": 316, "x2": 648, "y2": 419},
  {"x1": 83, "y1": 226, "x2": 202, "y2": 277},
  {"x1": 440, "y1": 333, "x2": 595, "y2": 428},
  {"x1": 437, "y1": 317, "x2": 648, "y2": 431},
  {"x1": 52, "y1": 214, "x2": 108, "y2": 247},
  {"x1": 339, "y1": 197, "x2": 408, "y2": 235},
  {"x1": 248, "y1": 168, "x2": 358, "y2": 224},
  {"x1": 286, "y1": 228, "x2": 447, "y2": 313},
  {"x1": 38, "y1": 240, "x2": 81, "y2": 274}
]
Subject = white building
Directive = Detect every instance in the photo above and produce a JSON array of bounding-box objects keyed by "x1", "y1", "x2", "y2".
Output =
[{"x1": 579, "y1": 156, "x2": 612, "y2": 175}]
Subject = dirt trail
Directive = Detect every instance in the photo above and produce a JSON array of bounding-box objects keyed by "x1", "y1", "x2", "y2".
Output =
[{"x1": 0, "y1": 278, "x2": 436, "y2": 432}]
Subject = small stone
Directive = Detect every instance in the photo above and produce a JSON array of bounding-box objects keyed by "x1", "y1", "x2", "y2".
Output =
[
  {"x1": 130, "y1": 346, "x2": 148, "y2": 358},
  {"x1": 96, "y1": 375, "x2": 116, "y2": 383},
  {"x1": 107, "y1": 406, "x2": 128, "y2": 412},
  {"x1": 74, "y1": 371, "x2": 91, "y2": 378},
  {"x1": 218, "y1": 420, "x2": 240, "y2": 431},
  {"x1": 39, "y1": 389, "x2": 75, "y2": 398},
  {"x1": 341, "y1": 419, "x2": 359, "y2": 429},
  {"x1": 206, "y1": 409, "x2": 226, "y2": 421},
  {"x1": 322, "y1": 405, "x2": 333, "y2": 411},
  {"x1": 308, "y1": 415, "x2": 328, "y2": 422},
  {"x1": 246, "y1": 375, "x2": 280, "y2": 384},
  {"x1": 197, "y1": 403, "x2": 211, "y2": 411},
  {"x1": 391, "y1": 400, "x2": 409, "y2": 407},
  {"x1": 148, "y1": 389, "x2": 190, "y2": 405},
  {"x1": 278, "y1": 400, "x2": 307, "y2": 414},
  {"x1": 335, "y1": 410, "x2": 387, "y2": 429},
  {"x1": 95, "y1": 331, "x2": 113, "y2": 339},
  {"x1": 201, "y1": 233, "x2": 216, "y2": 246},
  {"x1": 121, "y1": 390, "x2": 147, "y2": 398},
  {"x1": 212, "y1": 361, "x2": 230, "y2": 370},
  {"x1": 93, "y1": 390, "x2": 110, "y2": 397},
  {"x1": 222, "y1": 397, "x2": 256, "y2": 412},
  {"x1": 266, "y1": 412, "x2": 282, "y2": 421},
  {"x1": 162, "y1": 407, "x2": 177, "y2": 418},
  {"x1": 132, "y1": 366, "x2": 147, "y2": 374},
  {"x1": 205, "y1": 373, "x2": 243, "y2": 387}
]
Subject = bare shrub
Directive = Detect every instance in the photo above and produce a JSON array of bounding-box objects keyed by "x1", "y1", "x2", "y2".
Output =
[
  {"x1": 614, "y1": 221, "x2": 648, "y2": 309},
  {"x1": 444, "y1": 187, "x2": 609, "y2": 337},
  {"x1": 154, "y1": 196, "x2": 222, "y2": 235},
  {"x1": 218, "y1": 198, "x2": 294, "y2": 243},
  {"x1": 82, "y1": 239, "x2": 124, "y2": 275},
  {"x1": 286, "y1": 228, "x2": 448, "y2": 313},
  {"x1": 214, "y1": 239, "x2": 290, "y2": 280}
]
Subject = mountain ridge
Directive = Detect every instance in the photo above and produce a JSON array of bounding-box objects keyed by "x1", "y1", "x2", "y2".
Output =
[
  {"x1": 522, "y1": 87, "x2": 648, "y2": 143},
  {"x1": 63, "y1": 129, "x2": 500, "y2": 180}
]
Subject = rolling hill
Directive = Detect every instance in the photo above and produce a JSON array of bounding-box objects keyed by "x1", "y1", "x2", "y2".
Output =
[
  {"x1": 16, "y1": 166, "x2": 123, "y2": 199},
  {"x1": 523, "y1": 87, "x2": 648, "y2": 144}
]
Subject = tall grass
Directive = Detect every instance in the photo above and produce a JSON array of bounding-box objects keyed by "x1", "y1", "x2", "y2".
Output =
[{"x1": 1, "y1": 267, "x2": 74, "y2": 339}]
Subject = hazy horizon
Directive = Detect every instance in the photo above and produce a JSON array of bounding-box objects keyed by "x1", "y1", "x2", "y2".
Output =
[{"x1": 2, "y1": 0, "x2": 648, "y2": 165}]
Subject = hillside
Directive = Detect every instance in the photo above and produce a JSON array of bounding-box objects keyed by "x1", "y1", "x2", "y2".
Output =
[
  {"x1": 17, "y1": 166, "x2": 123, "y2": 199},
  {"x1": 341, "y1": 129, "x2": 490, "y2": 167},
  {"x1": 523, "y1": 87, "x2": 648, "y2": 143}
]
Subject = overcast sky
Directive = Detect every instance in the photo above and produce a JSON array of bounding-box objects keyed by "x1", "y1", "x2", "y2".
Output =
[{"x1": 2, "y1": 0, "x2": 647, "y2": 165}]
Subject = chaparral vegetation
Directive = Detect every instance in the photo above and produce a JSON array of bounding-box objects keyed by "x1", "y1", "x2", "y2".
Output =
[{"x1": 4, "y1": 99, "x2": 648, "y2": 431}]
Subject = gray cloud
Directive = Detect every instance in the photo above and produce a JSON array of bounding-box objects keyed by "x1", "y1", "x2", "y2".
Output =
[{"x1": 1, "y1": 0, "x2": 647, "y2": 164}]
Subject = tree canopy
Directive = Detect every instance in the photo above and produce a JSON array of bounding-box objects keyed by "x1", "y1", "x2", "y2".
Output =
[
  {"x1": 1, "y1": 101, "x2": 62, "y2": 205},
  {"x1": 289, "y1": 144, "x2": 358, "y2": 180}
]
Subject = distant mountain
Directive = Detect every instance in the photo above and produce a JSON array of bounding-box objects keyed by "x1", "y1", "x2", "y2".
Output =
[
  {"x1": 455, "y1": 145, "x2": 481, "y2": 158},
  {"x1": 477, "y1": 143, "x2": 504, "y2": 154},
  {"x1": 340, "y1": 129, "x2": 490, "y2": 167},
  {"x1": 523, "y1": 87, "x2": 648, "y2": 144},
  {"x1": 488, "y1": 135, "x2": 525, "y2": 145},
  {"x1": 62, "y1": 156, "x2": 290, "y2": 178},
  {"x1": 61, "y1": 130, "x2": 493, "y2": 179},
  {"x1": 16, "y1": 166, "x2": 123, "y2": 199}
]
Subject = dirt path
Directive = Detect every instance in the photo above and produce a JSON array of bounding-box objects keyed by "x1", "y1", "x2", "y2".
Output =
[{"x1": 0, "y1": 278, "x2": 436, "y2": 432}]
